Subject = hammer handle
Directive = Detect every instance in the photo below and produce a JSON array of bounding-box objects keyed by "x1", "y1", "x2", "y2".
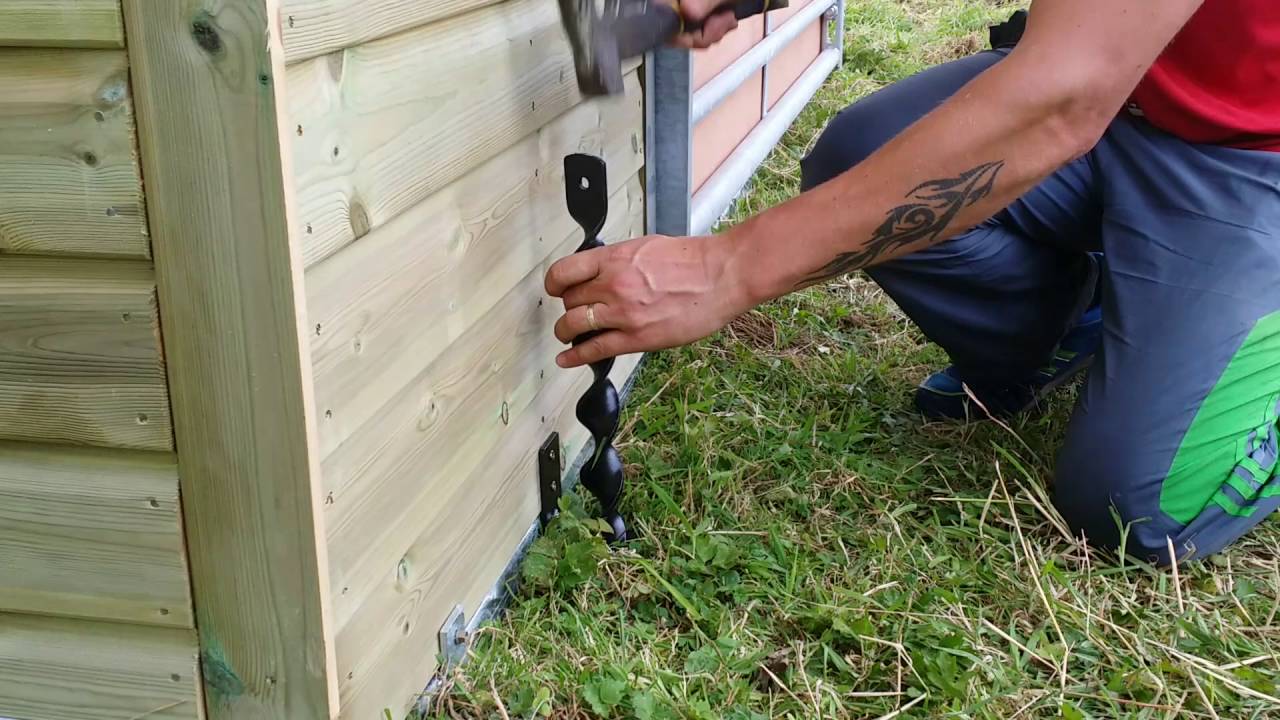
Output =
[
  {"x1": 706, "y1": 0, "x2": 786, "y2": 26},
  {"x1": 664, "y1": 0, "x2": 785, "y2": 32},
  {"x1": 612, "y1": 0, "x2": 789, "y2": 64}
]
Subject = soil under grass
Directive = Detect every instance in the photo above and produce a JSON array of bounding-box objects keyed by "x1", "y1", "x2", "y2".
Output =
[{"x1": 429, "y1": 1, "x2": 1280, "y2": 717}]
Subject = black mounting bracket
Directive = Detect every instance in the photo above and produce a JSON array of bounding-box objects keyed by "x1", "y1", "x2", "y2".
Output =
[{"x1": 538, "y1": 432, "x2": 563, "y2": 529}]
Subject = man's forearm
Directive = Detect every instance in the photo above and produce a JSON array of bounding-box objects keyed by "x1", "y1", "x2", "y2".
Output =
[{"x1": 725, "y1": 50, "x2": 1106, "y2": 305}]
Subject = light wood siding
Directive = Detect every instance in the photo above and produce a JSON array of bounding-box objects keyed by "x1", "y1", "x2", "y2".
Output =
[
  {"x1": 0, "y1": 6, "x2": 204, "y2": 720},
  {"x1": 280, "y1": 0, "x2": 502, "y2": 64},
  {"x1": 0, "y1": 443, "x2": 190, "y2": 627},
  {"x1": 0, "y1": 614, "x2": 201, "y2": 720},
  {"x1": 0, "y1": 257, "x2": 173, "y2": 451},
  {"x1": 306, "y1": 70, "x2": 643, "y2": 459},
  {"x1": 0, "y1": 48, "x2": 149, "y2": 258},
  {"x1": 123, "y1": 0, "x2": 337, "y2": 716},
  {"x1": 0, "y1": 1, "x2": 126, "y2": 49},
  {"x1": 284, "y1": 0, "x2": 648, "y2": 712},
  {"x1": 324, "y1": 172, "x2": 644, "y2": 624},
  {"x1": 285, "y1": 0, "x2": 632, "y2": 268},
  {"x1": 330, "y1": 182, "x2": 645, "y2": 720}
]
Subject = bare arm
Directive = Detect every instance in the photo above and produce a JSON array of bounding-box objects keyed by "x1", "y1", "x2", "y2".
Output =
[
  {"x1": 546, "y1": 0, "x2": 1204, "y2": 368},
  {"x1": 731, "y1": 0, "x2": 1203, "y2": 300}
]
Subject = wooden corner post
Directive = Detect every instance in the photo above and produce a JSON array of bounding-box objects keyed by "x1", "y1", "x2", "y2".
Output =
[{"x1": 121, "y1": 1, "x2": 337, "y2": 718}]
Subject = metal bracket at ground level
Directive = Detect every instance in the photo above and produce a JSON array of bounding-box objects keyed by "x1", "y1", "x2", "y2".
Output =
[
  {"x1": 539, "y1": 432, "x2": 563, "y2": 529},
  {"x1": 437, "y1": 604, "x2": 468, "y2": 673}
]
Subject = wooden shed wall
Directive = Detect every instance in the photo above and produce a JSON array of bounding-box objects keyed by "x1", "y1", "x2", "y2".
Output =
[
  {"x1": 280, "y1": 1, "x2": 647, "y2": 716},
  {"x1": 0, "y1": 3, "x2": 202, "y2": 719}
]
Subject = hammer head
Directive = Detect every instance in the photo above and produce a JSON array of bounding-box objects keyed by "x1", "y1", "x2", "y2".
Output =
[
  {"x1": 558, "y1": 0, "x2": 624, "y2": 96},
  {"x1": 558, "y1": 0, "x2": 681, "y2": 96},
  {"x1": 560, "y1": 0, "x2": 619, "y2": 95}
]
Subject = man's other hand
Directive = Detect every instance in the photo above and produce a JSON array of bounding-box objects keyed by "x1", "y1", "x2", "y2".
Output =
[
  {"x1": 544, "y1": 233, "x2": 754, "y2": 368},
  {"x1": 669, "y1": 0, "x2": 739, "y2": 49}
]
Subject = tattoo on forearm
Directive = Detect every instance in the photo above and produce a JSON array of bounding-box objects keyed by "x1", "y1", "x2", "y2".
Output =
[{"x1": 800, "y1": 160, "x2": 1005, "y2": 285}]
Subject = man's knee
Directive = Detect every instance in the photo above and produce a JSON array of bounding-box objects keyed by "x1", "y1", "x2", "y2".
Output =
[
  {"x1": 1053, "y1": 436, "x2": 1182, "y2": 564},
  {"x1": 800, "y1": 106, "x2": 893, "y2": 191}
]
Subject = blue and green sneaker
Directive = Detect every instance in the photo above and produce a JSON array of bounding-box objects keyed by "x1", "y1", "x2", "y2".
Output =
[{"x1": 914, "y1": 304, "x2": 1103, "y2": 421}]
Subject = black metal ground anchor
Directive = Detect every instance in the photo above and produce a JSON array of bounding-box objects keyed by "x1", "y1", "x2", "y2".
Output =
[{"x1": 562, "y1": 152, "x2": 627, "y2": 543}]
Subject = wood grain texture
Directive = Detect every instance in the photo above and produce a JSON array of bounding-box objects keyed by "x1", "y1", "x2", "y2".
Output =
[
  {"x1": 306, "y1": 69, "x2": 644, "y2": 459},
  {"x1": 322, "y1": 175, "x2": 645, "y2": 627},
  {"x1": 0, "y1": 48, "x2": 149, "y2": 257},
  {"x1": 0, "y1": 257, "x2": 172, "y2": 450},
  {"x1": 340, "y1": 356, "x2": 641, "y2": 719},
  {"x1": 280, "y1": 0, "x2": 501, "y2": 65},
  {"x1": 0, "y1": 443, "x2": 191, "y2": 627},
  {"x1": 0, "y1": 613, "x2": 201, "y2": 720},
  {"x1": 122, "y1": 1, "x2": 337, "y2": 717},
  {"x1": 286, "y1": 0, "x2": 642, "y2": 267},
  {"x1": 0, "y1": 1, "x2": 125, "y2": 48},
  {"x1": 329, "y1": 180, "x2": 645, "y2": 720}
]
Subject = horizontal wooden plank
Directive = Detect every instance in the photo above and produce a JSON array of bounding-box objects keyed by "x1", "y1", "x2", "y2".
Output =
[
  {"x1": 286, "y1": 0, "x2": 642, "y2": 267},
  {"x1": 329, "y1": 180, "x2": 644, "y2": 720},
  {"x1": 122, "y1": 0, "x2": 338, "y2": 714},
  {"x1": 0, "y1": 443, "x2": 191, "y2": 627},
  {"x1": 280, "y1": 0, "x2": 500, "y2": 65},
  {"x1": 343, "y1": 356, "x2": 642, "y2": 720},
  {"x1": 306, "y1": 68, "x2": 644, "y2": 459},
  {"x1": 0, "y1": 1, "x2": 125, "y2": 49},
  {"x1": 0, "y1": 257, "x2": 173, "y2": 451},
  {"x1": 0, "y1": 48, "x2": 149, "y2": 257},
  {"x1": 0, "y1": 613, "x2": 201, "y2": 720},
  {"x1": 323, "y1": 175, "x2": 645, "y2": 632}
]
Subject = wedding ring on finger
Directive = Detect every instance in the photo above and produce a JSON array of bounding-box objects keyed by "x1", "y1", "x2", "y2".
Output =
[{"x1": 586, "y1": 303, "x2": 599, "y2": 332}]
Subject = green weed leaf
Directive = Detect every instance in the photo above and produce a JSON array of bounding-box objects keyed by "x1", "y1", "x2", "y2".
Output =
[
  {"x1": 631, "y1": 690, "x2": 658, "y2": 720},
  {"x1": 685, "y1": 644, "x2": 720, "y2": 674},
  {"x1": 583, "y1": 675, "x2": 627, "y2": 715}
]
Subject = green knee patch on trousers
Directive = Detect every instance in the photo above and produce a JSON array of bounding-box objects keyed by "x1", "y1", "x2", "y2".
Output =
[{"x1": 1163, "y1": 311, "x2": 1280, "y2": 524}]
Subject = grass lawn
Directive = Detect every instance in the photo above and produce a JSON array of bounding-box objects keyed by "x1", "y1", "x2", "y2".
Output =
[{"x1": 429, "y1": 1, "x2": 1280, "y2": 717}]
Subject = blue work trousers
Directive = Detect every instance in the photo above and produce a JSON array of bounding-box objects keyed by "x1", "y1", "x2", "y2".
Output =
[{"x1": 800, "y1": 49, "x2": 1280, "y2": 564}]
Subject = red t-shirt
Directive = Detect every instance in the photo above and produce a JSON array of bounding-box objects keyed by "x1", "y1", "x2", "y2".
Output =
[{"x1": 1129, "y1": 0, "x2": 1280, "y2": 151}]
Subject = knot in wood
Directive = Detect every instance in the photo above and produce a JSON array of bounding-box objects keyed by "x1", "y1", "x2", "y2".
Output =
[
  {"x1": 349, "y1": 200, "x2": 371, "y2": 240},
  {"x1": 191, "y1": 17, "x2": 224, "y2": 55}
]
